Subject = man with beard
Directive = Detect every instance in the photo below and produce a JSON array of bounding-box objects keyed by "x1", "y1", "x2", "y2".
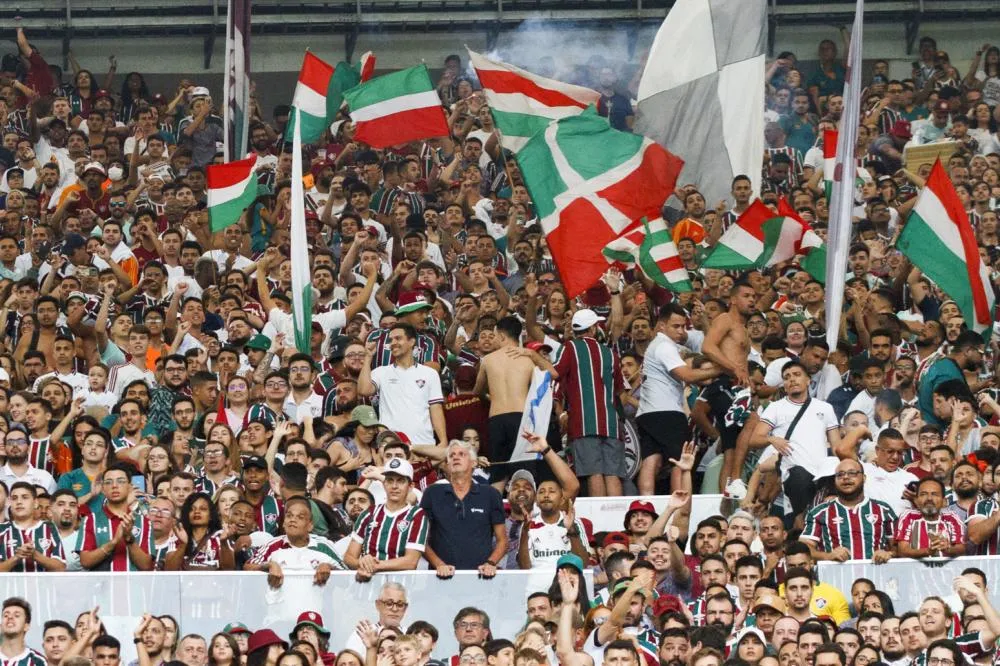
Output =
[
  {"x1": 879, "y1": 617, "x2": 908, "y2": 666},
  {"x1": 52, "y1": 162, "x2": 111, "y2": 228},
  {"x1": 147, "y1": 354, "x2": 189, "y2": 436},
  {"x1": 312, "y1": 165, "x2": 344, "y2": 216},
  {"x1": 0, "y1": 424, "x2": 57, "y2": 494},
  {"x1": 122, "y1": 261, "x2": 169, "y2": 325},
  {"x1": 919, "y1": 331, "x2": 983, "y2": 427},
  {"x1": 784, "y1": 568, "x2": 816, "y2": 624},
  {"x1": 501, "y1": 469, "x2": 537, "y2": 569},
  {"x1": 42, "y1": 621, "x2": 75, "y2": 666},
  {"x1": 312, "y1": 266, "x2": 340, "y2": 314},
  {"x1": 913, "y1": 320, "x2": 945, "y2": 378},
  {"x1": 703, "y1": 592, "x2": 736, "y2": 637},
  {"x1": 587, "y1": 572, "x2": 655, "y2": 663},
  {"x1": 801, "y1": 457, "x2": 896, "y2": 563},
  {"x1": 50, "y1": 490, "x2": 83, "y2": 570},
  {"x1": 759, "y1": 516, "x2": 787, "y2": 584},
  {"x1": 892, "y1": 357, "x2": 918, "y2": 406},
  {"x1": 782, "y1": 542, "x2": 850, "y2": 624},
  {"x1": 947, "y1": 460, "x2": 983, "y2": 523},
  {"x1": 516, "y1": 452, "x2": 588, "y2": 569},
  {"x1": 658, "y1": 627, "x2": 690, "y2": 666},
  {"x1": 0, "y1": 482, "x2": 66, "y2": 572},
  {"x1": 895, "y1": 477, "x2": 966, "y2": 559},
  {"x1": 284, "y1": 353, "x2": 323, "y2": 424},
  {"x1": 131, "y1": 615, "x2": 168, "y2": 666}
]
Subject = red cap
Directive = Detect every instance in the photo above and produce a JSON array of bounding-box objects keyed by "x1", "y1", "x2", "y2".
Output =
[
  {"x1": 304, "y1": 210, "x2": 319, "y2": 221},
  {"x1": 365, "y1": 225, "x2": 380, "y2": 237},
  {"x1": 603, "y1": 531, "x2": 630, "y2": 548},
  {"x1": 580, "y1": 516, "x2": 595, "y2": 546},
  {"x1": 652, "y1": 595, "x2": 683, "y2": 617},
  {"x1": 95, "y1": 89, "x2": 113, "y2": 100},
  {"x1": 526, "y1": 341, "x2": 553, "y2": 353},
  {"x1": 889, "y1": 120, "x2": 912, "y2": 140}
]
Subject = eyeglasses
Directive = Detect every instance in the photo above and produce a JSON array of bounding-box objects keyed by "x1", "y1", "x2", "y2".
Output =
[
  {"x1": 928, "y1": 659, "x2": 955, "y2": 666},
  {"x1": 378, "y1": 600, "x2": 408, "y2": 610},
  {"x1": 146, "y1": 317, "x2": 164, "y2": 324},
  {"x1": 835, "y1": 470, "x2": 863, "y2": 479},
  {"x1": 103, "y1": 478, "x2": 130, "y2": 486},
  {"x1": 110, "y1": 202, "x2": 127, "y2": 208},
  {"x1": 147, "y1": 508, "x2": 173, "y2": 518},
  {"x1": 265, "y1": 381, "x2": 287, "y2": 389},
  {"x1": 456, "y1": 622, "x2": 483, "y2": 630},
  {"x1": 289, "y1": 366, "x2": 312, "y2": 373},
  {"x1": 204, "y1": 450, "x2": 225, "y2": 458},
  {"x1": 4, "y1": 437, "x2": 26, "y2": 445},
  {"x1": 345, "y1": 352, "x2": 366, "y2": 359},
  {"x1": 228, "y1": 383, "x2": 248, "y2": 390},
  {"x1": 538, "y1": 279, "x2": 556, "y2": 285},
  {"x1": 460, "y1": 657, "x2": 486, "y2": 664}
]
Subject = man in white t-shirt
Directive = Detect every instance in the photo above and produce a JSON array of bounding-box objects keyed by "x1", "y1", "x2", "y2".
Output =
[
  {"x1": 751, "y1": 360, "x2": 841, "y2": 523},
  {"x1": 636, "y1": 302, "x2": 721, "y2": 496},
  {"x1": 359, "y1": 322, "x2": 448, "y2": 447}
]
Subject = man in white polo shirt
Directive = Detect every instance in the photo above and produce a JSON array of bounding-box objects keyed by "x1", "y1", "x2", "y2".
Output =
[
  {"x1": 359, "y1": 322, "x2": 447, "y2": 447},
  {"x1": 751, "y1": 359, "x2": 841, "y2": 526}
]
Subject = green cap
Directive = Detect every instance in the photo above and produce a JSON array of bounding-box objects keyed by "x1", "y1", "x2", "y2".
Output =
[
  {"x1": 246, "y1": 334, "x2": 271, "y2": 351},
  {"x1": 351, "y1": 405, "x2": 384, "y2": 428},
  {"x1": 223, "y1": 622, "x2": 251, "y2": 635}
]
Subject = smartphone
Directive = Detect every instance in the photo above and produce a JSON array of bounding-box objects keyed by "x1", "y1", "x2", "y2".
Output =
[{"x1": 131, "y1": 475, "x2": 146, "y2": 493}]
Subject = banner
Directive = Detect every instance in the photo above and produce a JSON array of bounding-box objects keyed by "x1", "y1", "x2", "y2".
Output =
[
  {"x1": 509, "y1": 369, "x2": 553, "y2": 462},
  {"x1": 816, "y1": 555, "x2": 1000, "y2": 613},
  {"x1": 0, "y1": 571, "x2": 591, "y2": 660},
  {"x1": 223, "y1": 0, "x2": 251, "y2": 161}
]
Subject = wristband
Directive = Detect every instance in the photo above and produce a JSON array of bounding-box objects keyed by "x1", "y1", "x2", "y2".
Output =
[
  {"x1": 134, "y1": 638, "x2": 143, "y2": 645},
  {"x1": 540, "y1": 446, "x2": 552, "y2": 456},
  {"x1": 485, "y1": 559, "x2": 497, "y2": 567}
]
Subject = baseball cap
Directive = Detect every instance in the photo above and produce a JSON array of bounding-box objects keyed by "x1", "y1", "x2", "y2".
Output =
[
  {"x1": 735, "y1": 627, "x2": 767, "y2": 646},
  {"x1": 66, "y1": 291, "x2": 88, "y2": 304},
  {"x1": 290, "y1": 612, "x2": 330, "y2": 639},
  {"x1": 245, "y1": 334, "x2": 271, "y2": 351},
  {"x1": 556, "y1": 553, "x2": 584, "y2": 573},
  {"x1": 188, "y1": 86, "x2": 211, "y2": 99},
  {"x1": 82, "y1": 162, "x2": 107, "y2": 177},
  {"x1": 602, "y1": 531, "x2": 630, "y2": 548},
  {"x1": 889, "y1": 120, "x2": 912, "y2": 140},
  {"x1": 376, "y1": 430, "x2": 406, "y2": 449},
  {"x1": 612, "y1": 579, "x2": 648, "y2": 598},
  {"x1": 327, "y1": 334, "x2": 350, "y2": 362},
  {"x1": 934, "y1": 99, "x2": 951, "y2": 113},
  {"x1": 242, "y1": 455, "x2": 268, "y2": 471},
  {"x1": 95, "y1": 89, "x2": 113, "y2": 100},
  {"x1": 395, "y1": 290, "x2": 432, "y2": 316},
  {"x1": 571, "y1": 308, "x2": 605, "y2": 331},
  {"x1": 350, "y1": 405, "x2": 383, "y2": 428},
  {"x1": 508, "y1": 469, "x2": 537, "y2": 492},
  {"x1": 383, "y1": 457, "x2": 414, "y2": 480},
  {"x1": 62, "y1": 233, "x2": 87, "y2": 252},
  {"x1": 525, "y1": 341, "x2": 553, "y2": 354},
  {"x1": 223, "y1": 623, "x2": 251, "y2": 635},
  {"x1": 752, "y1": 591, "x2": 788, "y2": 614}
]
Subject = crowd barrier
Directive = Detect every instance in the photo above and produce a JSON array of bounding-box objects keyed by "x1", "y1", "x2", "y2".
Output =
[
  {"x1": 575, "y1": 494, "x2": 724, "y2": 552},
  {"x1": 0, "y1": 570, "x2": 592, "y2": 660},
  {"x1": 816, "y1": 555, "x2": 1000, "y2": 612}
]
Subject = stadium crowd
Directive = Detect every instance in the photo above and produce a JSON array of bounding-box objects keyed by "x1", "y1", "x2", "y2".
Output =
[{"x1": 4, "y1": 17, "x2": 1000, "y2": 666}]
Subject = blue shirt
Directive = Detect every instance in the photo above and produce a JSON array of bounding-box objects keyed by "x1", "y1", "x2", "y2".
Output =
[{"x1": 420, "y1": 481, "x2": 505, "y2": 570}]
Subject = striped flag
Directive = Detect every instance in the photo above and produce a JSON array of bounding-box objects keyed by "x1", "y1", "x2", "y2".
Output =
[
  {"x1": 468, "y1": 49, "x2": 601, "y2": 153},
  {"x1": 206, "y1": 154, "x2": 259, "y2": 232},
  {"x1": 344, "y1": 65, "x2": 449, "y2": 148},
  {"x1": 701, "y1": 199, "x2": 827, "y2": 281},
  {"x1": 222, "y1": 0, "x2": 251, "y2": 161},
  {"x1": 897, "y1": 159, "x2": 996, "y2": 338},
  {"x1": 516, "y1": 106, "x2": 683, "y2": 298},
  {"x1": 290, "y1": 109, "x2": 312, "y2": 353},
  {"x1": 823, "y1": 129, "x2": 837, "y2": 202},
  {"x1": 602, "y1": 217, "x2": 692, "y2": 292},
  {"x1": 287, "y1": 52, "x2": 360, "y2": 144}
]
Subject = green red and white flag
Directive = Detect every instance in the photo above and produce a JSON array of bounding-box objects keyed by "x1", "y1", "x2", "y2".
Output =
[
  {"x1": 897, "y1": 159, "x2": 996, "y2": 338},
  {"x1": 343, "y1": 65, "x2": 449, "y2": 148},
  {"x1": 602, "y1": 217, "x2": 692, "y2": 292},
  {"x1": 701, "y1": 198, "x2": 827, "y2": 281},
  {"x1": 357, "y1": 51, "x2": 376, "y2": 82},
  {"x1": 206, "y1": 154, "x2": 258, "y2": 232},
  {"x1": 289, "y1": 52, "x2": 336, "y2": 143},
  {"x1": 823, "y1": 129, "x2": 837, "y2": 202},
  {"x1": 516, "y1": 106, "x2": 684, "y2": 298},
  {"x1": 290, "y1": 109, "x2": 313, "y2": 353},
  {"x1": 468, "y1": 49, "x2": 601, "y2": 153}
]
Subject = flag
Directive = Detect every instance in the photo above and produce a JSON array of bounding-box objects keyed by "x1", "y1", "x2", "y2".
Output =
[
  {"x1": 207, "y1": 154, "x2": 259, "y2": 232},
  {"x1": 602, "y1": 217, "x2": 692, "y2": 292},
  {"x1": 823, "y1": 129, "x2": 837, "y2": 202},
  {"x1": 634, "y1": 0, "x2": 766, "y2": 205},
  {"x1": 287, "y1": 52, "x2": 361, "y2": 144},
  {"x1": 222, "y1": 0, "x2": 251, "y2": 162},
  {"x1": 357, "y1": 51, "x2": 376, "y2": 82},
  {"x1": 343, "y1": 65, "x2": 449, "y2": 148},
  {"x1": 824, "y1": 0, "x2": 865, "y2": 347},
  {"x1": 897, "y1": 160, "x2": 995, "y2": 338},
  {"x1": 290, "y1": 109, "x2": 313, "y2": 353},
  {"x1": 516, "y1": 106, "x2": 684, "y2": 298},
  {"x1": 468, "y1": 49, "x2": 601, "y2": 153},
  {"x1": 215, "y1": 392, "x2": 229, "y2": 429},
  {"x1": 509, "y1": 370, "x2": 553, "y2": 463},
  {"x1": 701, "y1": 199, "x2": 827, "y2": 281}
]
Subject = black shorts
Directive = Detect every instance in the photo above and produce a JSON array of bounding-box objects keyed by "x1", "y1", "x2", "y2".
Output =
[
  {"x1": 637, "y1": 411, "x2": 690, "y2": 461},
  {"x1": 487, "y1": 412, "x2": 523, "y2": 463}
]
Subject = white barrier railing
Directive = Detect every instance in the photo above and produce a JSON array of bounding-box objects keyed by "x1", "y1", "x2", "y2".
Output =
[
  {"x1": 1, "y1": 570, "x2": 593, "y2": 660},
  {"x1": 816, "y1": 555, "x2": 1000, "y2": 613}
]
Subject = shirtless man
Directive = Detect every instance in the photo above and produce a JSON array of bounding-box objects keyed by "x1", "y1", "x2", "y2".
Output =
[
  {"x1": 475, "y1": 315, "x2": 557, "y2": 489},
  {"x1": 702, "y1": 277, "x2": 756, "y2": 491}
]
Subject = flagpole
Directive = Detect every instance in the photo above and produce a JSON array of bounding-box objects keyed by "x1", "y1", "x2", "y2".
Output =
[
  {"x1": 223, "y1": 0, "x2": 234, "y2": 162},
  {"x1": 290, "y1": 108, "x2": 313, "y2": 353},
  {"x1": 824, "y1": 0, "x2": 865, "y2": 348}
]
